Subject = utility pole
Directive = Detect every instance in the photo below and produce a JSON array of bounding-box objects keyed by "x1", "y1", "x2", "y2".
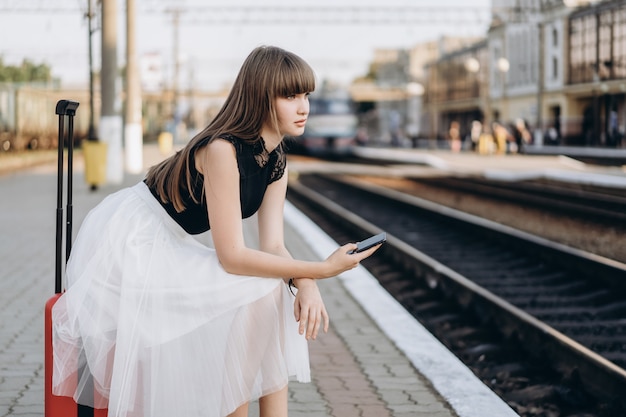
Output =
[
  {"x1": 172, "y1": 9, "x2": 181, "y2": 144},
  {"x1": 86, "y1": 0, "x2": 97, "y2": 141},
  {"x1": 100, "y1": 0, "x2": 123, "y2": 184},
  {"x1": 82, "y1": 0, "x2": 109, "y2": 191},
  {"x1": 125, "y1": 0, "x2": 143, "y2": 173},
  {"x1": 536, "y1": 19, "x2": 544, "y2": 141}
]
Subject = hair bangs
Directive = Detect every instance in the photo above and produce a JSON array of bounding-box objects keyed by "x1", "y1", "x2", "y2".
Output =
[{"x1": 274, "y1": 55, "x2": 316, "y2": 98}]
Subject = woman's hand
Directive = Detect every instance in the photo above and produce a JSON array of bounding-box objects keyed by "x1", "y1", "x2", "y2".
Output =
[
  {"x1": 291, "y1": 240, "x2": 381, "y2": 339},
  {"x1": 321, "y1": 242, "x2": 381, "y2": 278},
  {"x1": 293, "y1": 279, "x2": 329, "y2": 340}
]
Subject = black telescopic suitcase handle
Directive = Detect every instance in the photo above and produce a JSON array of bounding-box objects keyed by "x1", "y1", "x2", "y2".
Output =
[
  {"x1": 54, "y1": 101, "x2": 97, "y2": 417},
  {"x1": 55, "y1": 100, "x2": 79, "y2": 294}
]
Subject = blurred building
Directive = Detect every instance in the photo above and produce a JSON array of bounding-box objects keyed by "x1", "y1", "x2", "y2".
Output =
[
  {"x1": 565, "y1": 0, "x2": 626, "y2": 146},
  {"x1": 350, "y1": 36, "x2": 480, "y2": 146},
  {"x1": 422, "y1": 40, "x2": 488, "y2": 143},
  {"x1": 364, "y1": 0, "x2": 626, "y2": 148}
]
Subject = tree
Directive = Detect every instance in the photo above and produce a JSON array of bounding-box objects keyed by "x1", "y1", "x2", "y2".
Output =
[{"x1": 0, "y1": 57, "x2": 52, "y2": 83}]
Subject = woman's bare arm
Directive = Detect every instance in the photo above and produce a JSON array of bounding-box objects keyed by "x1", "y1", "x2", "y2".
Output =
[{"x1": 196, "y1": 139, "x2": 378, "y2": 280}]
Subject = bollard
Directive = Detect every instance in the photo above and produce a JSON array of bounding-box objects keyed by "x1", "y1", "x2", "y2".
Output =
[
  {"x1": 82, "y1": 140, "x2": 108, "y2": 190},
  {"x1": 158, "y1": 131, "x2": 173, "y2": 155},
  {"x1": 478, "y1": 133, "x2": 495, "y2": 155}
]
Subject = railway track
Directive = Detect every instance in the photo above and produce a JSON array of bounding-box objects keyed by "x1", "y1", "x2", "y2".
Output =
[
  {"x1": 408, "y1": 175, "x2": 626, "y2": 223},
  {"x1": 287, "y1": 173, "x2": 626, "y2": 417}
]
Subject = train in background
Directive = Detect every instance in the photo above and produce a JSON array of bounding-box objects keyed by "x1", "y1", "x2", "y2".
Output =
[
  {"x1": 0, "y1": 84, "x2": 91, "y2": 151},
  {"x1": 0, "y1": 82, "x2": 360, "y2": 156},
  {"x1": 0, "y1": 83, "x2": 226, "y2": 153},
  {"x1": 287, "y1": 89, "x2": 359, "y2": 157}
]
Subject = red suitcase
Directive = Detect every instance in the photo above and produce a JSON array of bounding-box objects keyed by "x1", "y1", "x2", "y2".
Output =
[{"x1": 44, "y1": 99, "x2": 108, "y2": 417}]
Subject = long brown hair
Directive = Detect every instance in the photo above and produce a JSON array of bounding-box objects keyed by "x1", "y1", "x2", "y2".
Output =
[{"x1": 145, "y1": 46, "x2": 316, "y2": 212}]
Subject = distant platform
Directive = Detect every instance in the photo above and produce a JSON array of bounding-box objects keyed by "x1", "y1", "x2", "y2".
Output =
[{"x1": 523, "y1": 145, "x2": 626, "y2": 166}]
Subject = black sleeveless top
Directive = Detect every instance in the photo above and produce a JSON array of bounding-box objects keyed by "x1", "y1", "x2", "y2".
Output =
[{"x1": 146, "y1": 134, "x2": 286, "y2": 235}]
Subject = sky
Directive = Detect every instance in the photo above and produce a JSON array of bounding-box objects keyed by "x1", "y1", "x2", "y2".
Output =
[{"x1": 0, "y1": 0, "x2": 491, "y2": 92}]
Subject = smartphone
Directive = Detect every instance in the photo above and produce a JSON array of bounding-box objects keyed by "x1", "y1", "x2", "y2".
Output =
[{"x1": 349, "y1": 232, "x2": 386, "y2": 254}]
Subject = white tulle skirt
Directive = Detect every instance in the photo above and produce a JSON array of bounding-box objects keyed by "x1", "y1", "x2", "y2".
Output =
[{"x1": 52, "y1": 182, "x2": 310, "y2": 417}]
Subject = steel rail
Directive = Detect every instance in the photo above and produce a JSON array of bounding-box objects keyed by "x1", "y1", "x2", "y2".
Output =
[{"x1": 287, "y1": 173, "x2": 626, "y2": 409}]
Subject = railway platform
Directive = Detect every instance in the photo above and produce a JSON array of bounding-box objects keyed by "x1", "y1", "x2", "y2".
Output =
[
  {"x1": 349, "y1": 145, "x2": 626, "y2": 188},
  {"x1": 12, "y1": 143, "x2": 616, "y2": 417}
]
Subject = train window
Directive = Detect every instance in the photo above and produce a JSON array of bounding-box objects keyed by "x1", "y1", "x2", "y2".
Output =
[
  {"x1": 310, "y1": 99, "x2": 352, "y2": 115},
  {"x1": 327, "y1": 101, "x2": 352, "y2": 114}
]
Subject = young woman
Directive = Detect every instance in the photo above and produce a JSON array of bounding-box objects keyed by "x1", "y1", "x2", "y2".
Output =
[{"x1": 52, "y1": 45, "x2": 380, "y2": 417}]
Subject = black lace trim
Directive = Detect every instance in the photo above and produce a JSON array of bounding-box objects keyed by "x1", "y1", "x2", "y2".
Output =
[
  {"x1": 253, "y1": 139, "x2": 270, "y2": 168},
  {"x1": 254, "y1": 138, "x2": 285, "y2": 185},
  {"x1": 268, "y1": 148, "x2": 286, "y2": 184}
]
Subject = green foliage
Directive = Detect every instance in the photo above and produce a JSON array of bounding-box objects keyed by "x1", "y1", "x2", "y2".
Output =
[{"x1": 0, "y1": 57, "x2": 52, "y2": 83}]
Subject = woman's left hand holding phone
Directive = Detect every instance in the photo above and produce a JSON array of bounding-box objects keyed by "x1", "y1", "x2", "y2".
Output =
[
  {"x1": 321, "y1": 242, "x2": 380, "y2": 278},
  {"x1": 292, "y1": 242, "x2": 380, "y2": 339}
]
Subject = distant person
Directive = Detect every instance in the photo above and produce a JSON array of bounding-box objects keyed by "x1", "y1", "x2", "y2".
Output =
[
  {"x1": 478, "y1": 124, "x2": 495, "y2": 155},
  {"x1": 449, "y1": 120, "x2": 461, "y2": 152},
  {"x1": 389, "y1": 110, "x2": 402, "y2": 147},
  {"x1": 492, "y1": 122, "x2": 511, "y2": 154},
  {"x1": 52, "y1": 46, "x2": 381, "y2": 417},
  {"x1": 470, "y1": 120, "x2": 482, "y2": 152},
  {"x1": 609, "y1": 109, "x2": 619, "y2": 147},
  {"x1": 513, "y1": 118, "x2": 532, "y2": 153},
  {"x1": 546, "y1": 127, "x2": 560, "y2": 146},
  {"x1": 355, "y1": 127, "x2": 369, "y2": 146},
  {"x1": 582, "y1": 106, "x2": 594, "y2": 146}
]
